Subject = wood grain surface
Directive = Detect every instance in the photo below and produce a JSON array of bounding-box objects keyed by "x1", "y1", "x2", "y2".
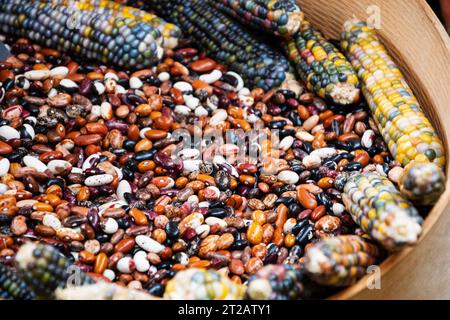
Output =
[{"x1": 297, "y1": 0, "x2": 450, "y2": 299}]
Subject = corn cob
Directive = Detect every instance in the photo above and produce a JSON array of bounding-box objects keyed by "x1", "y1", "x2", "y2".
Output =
[
  {"x1": 303, "y1": 235, "x2": 380, "y2": 287},
  {"x1": 214, "y1": 0, "x2": 304, "y2": 37},
  {"x1": 284, "y1": 20, "x2": 361, "y2": 105},
  {"x1": 0, "y1": 263, "x2": 36, "y2": 300},
  {"x1": 15, "y1": 243, "x2": 94, "y2": 299},
  {"x1": 342, "y1": 172, "x2": 423, "y2": 251},
  {"x1": 341, "y1": 19, "x2": 446, "y2": 205},
  {"x1": 164, "y1": 268, "x2": 245, "y2": 300},
  {"x1": 0, "y1": 0, "x2": 164, "y2": 69},
  {"x1": 147, "y1": 0, "x2": 294, "y2": 91},
  {"x1": 246, "y1": 264, "x2": 304, "y2": 300},
  {"x1": 51, "y1": 0, "x2": 181, "y2": 49},
  {"x1": 55, "y1": 282, "x2": 157, "y2": 300}
]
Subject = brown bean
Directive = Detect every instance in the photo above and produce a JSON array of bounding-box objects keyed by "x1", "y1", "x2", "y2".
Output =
[
  {"x1": 198, "y1": 235, "x2": 219, "y2": 258},
  {"x1": 11, "y1": 216, "x2": 27, "y2": 236},
  {"x1": 245, "y1": 257, "x2": 263, "y2": 274},
  {"x1": 229, "y1": 259, "x2": 245, "y2": 275}
]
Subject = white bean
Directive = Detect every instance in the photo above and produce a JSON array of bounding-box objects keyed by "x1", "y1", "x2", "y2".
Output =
[
  {"x1": 0, "y1": 125, "x2": 20, "y2": 140},
  {"x1": 117, "y1": 257, "x2": 135, "y2": 274},
  {"x1": 117, "y1": 180, "x2": 131, "y2": 202},
  {"x1": 103, "y1": 269, "x2": 116, "y2": 281},
  {"x1": 84, "y1": 174, "x2": 114, "y2": 187},
  {"x1": 199, "y1": 69, "x2": 222, "y2": 84},
  {"x1": 173, "y1": 81, "x2": 193, "y2": 92},
  {"x1": 158, "y1": 72, "x2": 170, "y2": 82},
  {"x1": 129, "y1": 77, "x2": 143, "y2": 89},
  {"x1": 24, "y1": 69, "x2": 50, "y2": 81},
  {"x1": 133, "y1": 251, "x2": 150, "y2": 273},
  {"x1": 209, "y1": 109, "x2": 228, "y2": 126},
  {"x1": 277, "y1": 170, "x2": 299, "y2": 184},
  {"x1": 0, "y1": 158, "x2": 10, "y2": 177},
  {"x1": 47, "y1": 160, "x2": 72, "y2": 175},
  {"x1": 135, "y1": 235, "x2": 165, "y2": 253},
  {"x1": 50, "y1": 66, "x2": 69, "y2": 78},
  {"x1": 310, "y1": 148, "x2": 337, "y2": 159},
  {"x1": 23, "y1": 155, "x2": 48, "y2": 172},
  {"x1": 43, "y1": 214, "x2": 61, "y2": 230},
  {"x1": 101, "y1": 218, "x2": 119, "y2": 234}
]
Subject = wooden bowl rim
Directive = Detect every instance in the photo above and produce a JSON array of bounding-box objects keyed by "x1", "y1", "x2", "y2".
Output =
[{"x1": 325, "y1": 0, "x2": 450, "y2": 299}]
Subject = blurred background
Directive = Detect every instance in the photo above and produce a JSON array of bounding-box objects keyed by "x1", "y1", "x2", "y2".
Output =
[{"x1": 428, "y1": 0, "x2": 450, "y2": 34}]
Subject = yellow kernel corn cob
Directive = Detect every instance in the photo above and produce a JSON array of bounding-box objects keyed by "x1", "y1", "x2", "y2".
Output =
[
  {"x1": 164, "y1": 268, "x2": 245, "y2": 300},
  {"x1": 342, "y1": 172, "x2": 423, "y2": 251},
  {"x1": 303, "y1": 235, "x2": 380, "y2": 287},
  {"x1": 340, "y1": 19, "x2": 446, "y2": 205}
]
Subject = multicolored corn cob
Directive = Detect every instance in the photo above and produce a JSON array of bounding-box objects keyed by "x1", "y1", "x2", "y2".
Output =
[
  {"x1": 214, "y1": 0, "x2": 304, "y2": 37},
  {"x1": 0, "y1": 0, "x2": 164, "y2": 68},
  {"x1": 303, "y1": 235, "x2": 380, "y2": 287},
  {"x1": 55, "y1": 282, "x2": 157, "y2": 300},
  {"x1": 53, "y1": 0, "x2": 181, "y2": 49},
  {"x1": 15, "y1": 243, "x2": 94, "y2": 299},
  {"x1": 342, "y1": 172, "x2": 423, "y2": 251},
  {"x1": 399, "y1": 162, "x2": 446, "y2": 206},
  {"x1": 284, "y1": 20, "x2": 361, "y2": 105},
  {"x1": 0, "y1": 263, "x2": 36, "y2": 300},
  {"x1": 341, "y1": 19, "x2": 446, "y2": 205},
  {"x1": 148, "y1": 0, "x2": 294, "y2": 91},
  {"x1": 164, "y1": 268, "x2": 245, "y2": 300},
  {"x1": 246, "y1": 264, "x2": 304, "y2": 300}
]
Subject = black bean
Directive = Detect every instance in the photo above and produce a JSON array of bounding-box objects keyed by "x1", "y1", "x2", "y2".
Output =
[
  {"x1": 165, "y1": 221, "x2": 179, "y2": 239},
  {"x1": 344, "y1": 162, "x2": 363, "y2": 171},
  {"x1": 147, "y1": 283, "x2": 165, "y2": 297},
  {"x1": 229, "y1": 239, "x2": 248, "y2": 250},
  {"x1": 0, "y1": 214, "x2": 12, "y2": 226},
  {"x1": 134, "y1": 150, "x2": 157, "y2": 161},
  {"x1": 207, "y1": 207, "x2": 231, "y2": 218},
  {"x1": 95, "y1": 233, "x2": 110, "y2": 243},
  {"x1": 317, "y1": 193, "x2": 333, "y2": 210},
  {"x1": 291, "y1": 220, "x2": 310, "y2": 235},
  {"x1": 296, "y1": 224, "x2": 314, "y2": 246},
  {"x1": 263, "y1": 244, "x2": 279, "y2": 264}
]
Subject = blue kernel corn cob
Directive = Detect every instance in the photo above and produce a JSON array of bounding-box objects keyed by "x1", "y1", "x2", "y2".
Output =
[
  {"x1": 15, "y1": 243, "x2": 94, "y2": 299},
  {"x1": 340, "y1": 19, "x2": 446, "y2": 205},
  {"x1": 147, "y1": 0, "x2": 294, "y2": 91},
  {"x1": 214, "y1": 0, "x2": 304, "y2": 37},
  {"x1": 284, "y1": 19, "x2": 361, "y2": 105},
  {"x1": 0, "y1": 263, "x2": 36, "y2": 300},
  {"x1": 0, "y1": 0, "x2": 165, "y2": 68},
  {"x1": 342, "y1": 172, "x2": 423, "y2": 251},
  {"x1": 59, "y1": 0, "x2": 181, "y2": 49},
  {"x1": 303, "y1": 235, "x2": 380, "y2": 287}
]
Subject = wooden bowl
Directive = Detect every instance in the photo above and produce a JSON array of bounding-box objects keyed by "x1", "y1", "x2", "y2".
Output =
[{"x1": 298, "y1": 0, "x2": 450, "y2": 299}]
